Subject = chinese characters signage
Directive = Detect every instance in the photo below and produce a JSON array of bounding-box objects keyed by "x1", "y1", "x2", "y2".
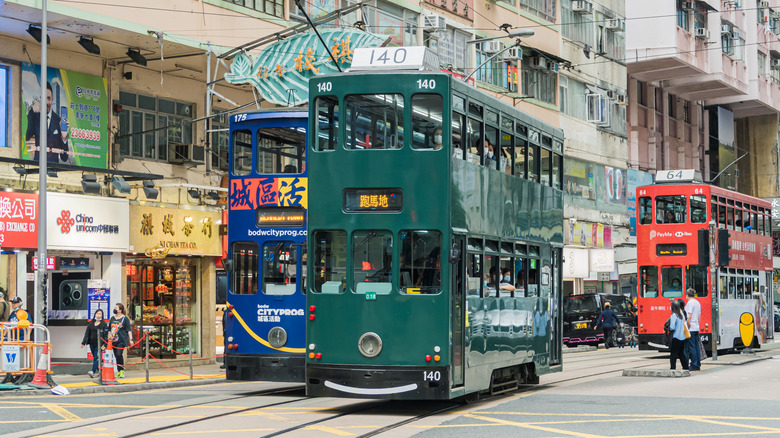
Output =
[
  {"x1": 0, "y1": 191, "x2": 37, "y2": 249},
  {"x1": 224, "y1": 28, "x2": 386, "y2": 106},
  {"x1": 47, "y1": 193, "x2": 128, "y2": 252},
  {"x1": 230, "y1": 177, "x2": 308, "y2": 211},
  {"x1": 129, "y1": 206, "x2": 221, "y2": 256},
  {"x1": 344, "y1": 188, "x2": 403, "y2": 212}
]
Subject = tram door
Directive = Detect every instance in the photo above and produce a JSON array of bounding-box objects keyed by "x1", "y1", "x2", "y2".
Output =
[
  {"x1": 451, "y1": 235, "x2": 465, "y2": 387},
  {"x1": 550, "y1": 248, "x2": 562, "y2": 365}
]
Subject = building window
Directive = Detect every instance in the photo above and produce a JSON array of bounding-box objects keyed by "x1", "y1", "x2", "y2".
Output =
[
  {"x1": 0, "y1": 64, "x2": 9, "y2": 148},
  {"x1": 430, "y1": 29, "x2": 470, "y2": 72},
  {"x1": 518, "y1": 0, "x2": 556, "y2": 23},
  {"x1": 560, "y1": 75, "x2": 588, "y2": 120},
  {"x1": 758, "y1": 51, "x2": 768, "y2": 77},
  {"x1": 677, "y1": 0, "x2": 691, "y2": 30},
  {"x1": 118, "y1": 91, "x2": 195, "y2": 162},
  {"x1": 211, "y1": 112, "x2": 230, "y2": 171},
  {"x1": 475, "y1": 43, "x2": 508, "y2": 87},
  {"x1": 560, "y1": 0, "x2": 594, "y2": 45},
  {"x1": 226, "y1": 0, "x2": 283, "y2": 18},
  {"x1": 771, "y1": 56, "x2": 780, "y2": 84},
  {"x1": 636, "y1": 80, "x2": 646, "y2": 106},
  {"x1": 522, "y1": 61, "x2": 557, "y2": 105}
]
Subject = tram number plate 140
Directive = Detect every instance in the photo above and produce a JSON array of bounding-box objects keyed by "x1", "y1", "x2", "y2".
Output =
[{"x1": 365, "y1": 292, "x2": 377, "y2": 301}]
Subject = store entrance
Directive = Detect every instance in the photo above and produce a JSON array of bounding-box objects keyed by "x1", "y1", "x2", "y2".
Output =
[{"x1": 127, "y1": 258, "x2": 199, "y2": 358}]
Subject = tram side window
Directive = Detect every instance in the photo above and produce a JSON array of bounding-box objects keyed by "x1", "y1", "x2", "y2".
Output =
[
  {"x1": 661, "y1": 266, "x2": 684, "y2": 298},
  {"x1": 484, "y1": 254, "x2": 499, "y2": 297},
  {"x1": 727, "y1": 205, "x2": 734, "y2": 229},
  {"x1": 527, "y1": 258, "x2": 539, "y2": 297},
  {"x1": 638, "y1": 197, "x2": 653, "y2": 225},
  {"x1": 485, "y1": 125, "x2": 500, "y2": 171},
  {"x1": 256, "y1": 126, "x2": 306, "y2": 174},
  {"x1": 656, "y1": 195, "x2": 686, "y2": 224},
  {"x1": 640, "y1": 266, "x2": 658, "y2": 298},
  {"x1": 452, "y1": 111, "x2": 466, "y2": 160},
  {"x1": 232, "y1": 129, "x2": 252, "y2": 176},
  {"x1": 411, "y1": 94, "x2": 443, "y2": 150},
  {"x1": 711, "y1": 198, "x2": 718, "y2": 228},
  {"x1": 231, "y1": 241, "x2": 258, "y2": 295},
  {"x1": 467, "y1": 117, "x2": 483, "y2": 165},
  {"x1": 499, "y1": 256, "x2": 515, "y2": 297},
  {"x1": 314, "y1": 96, "x2": 338, "y2": 151},
  {"x1": 345, "y1": 94, "x2": 403, "y2": 150},
  {"x1": 690, "y1": 195, "x2": 706, "y2": 223},
  {"x1": 399, "y1": 230, "x2": 442, "y2": 294},
  {"x1": 552, "y1": 153, "x2": 562, "y2": 190},
  {"x1": 759, "y1": 210, "x2": 765, "y2": 235},
  {"x1": 301, "y1": 246, "x2": 307, "y2": 294},
  {"x1": 467, "y1": 253, "x2": 483, "y2": 296},
  {"x1": 352, "y1": 230, "x2": 393, "y2": 295},
  {"x1": 751, "y1": 210, "x2": 758, "y2": 234},
  {"x1": 515, "y1": 258, "x2": 527, "y2": 296},
  {"x1": 262, "y1": 242, "x2": 297, "y2": 295},
  {"x1": 313, "y1": 230, "x2": 347, "y2": 293},
  {"x1": 540, "y1": 148, "x2": 552, "y2": 187},
  {"x1": 514, "y1": 138, "x2": 527, "y2": 178},
  {"x1": 500, "y1": 117, "x2": 513, "y2": 175},
  {"x1": 736, "y1": 276, "x2": 745, "y2": 299},
  {"x1": 527, "y1": 143, "x2": 539, "y2": 182},
  {"x1": 685, "y1": 265, "x2": 709, "y2": 297}
]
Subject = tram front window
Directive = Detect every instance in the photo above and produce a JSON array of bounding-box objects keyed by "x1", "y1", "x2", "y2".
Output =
[
  {"x1": 640, "y1": 266, "x2": 658, "y2": 298},
  {"x1": 399, "y1": 230, "x2": 442, "y2": 294},
  {"x1": 345, "y1": 94, "x2": 403, "y2": 150},
  {"x1": 353, "y1": 230, "x2": 393, "y2": 294},
  {"x1": 661, "y1": 267, "x2": 684, "y2": 298},
  {"x1": 657, "y1": 195, "x2": 687, "y2": 224},
  {"x1": 411, "y1": 94, "x2": 443, "y2": 150},
  {"x1": 313, "y1": 230, "x2": 346, "y2": 293},
  {"x1": 262, "y1": 242, "x2": 297, "y2": 295},
  {"x1": 685, "y1": 265, "x2": 708, "y2": 297},
  {"x1": 256, "y1": 126, "x2": 305, "y2": 174}
]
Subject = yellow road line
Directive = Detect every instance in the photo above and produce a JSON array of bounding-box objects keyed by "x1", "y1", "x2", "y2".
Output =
[
  {"x1": 304, "y1": 425, "x2": 355, "y2": 436},
  {"x1": 150, "y1": 428, "x2": 277, "y2": 435},
  {"x1": 34, "y1": 434, "x2": 116, "y2": 437},
  {"x1": 40, "y1": 403, "x2": 83, "y2": 422},
  {"x1": 0, "y1": 420, "x2": 63, "y2": 424},
  {"x1": 466, "y1": 413, "x2": 604, "y2": 438}
]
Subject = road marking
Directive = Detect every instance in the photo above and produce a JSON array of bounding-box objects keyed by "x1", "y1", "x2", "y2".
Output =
[
  {"x1": 466, "y1": 413, "x2": 605, "y2": 438},
  {"x1": 40, "y1": 403, "x2": 83, "y2": 422},
  {"x1": 0, "y1": 420, "x2": 63, "y2": 424},
  {"x1": 684, "y1": 416, "x2": 780, "y2": 433},
  {"x1": 304, "y1": 425, "x2": 355, "y2": 436},
  {"x1": 149, "y1": 428, "x2": 277, "y2": 435}
]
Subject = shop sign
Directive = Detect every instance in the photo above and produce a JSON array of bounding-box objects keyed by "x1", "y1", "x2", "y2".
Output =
[
  {"x1": 47, "y1": 193, "x2": 129, "y2": 252},
  {"x1": 224, "y1": 28, "x2": 386, "y2": 106},
  {"x1": 32, "y1": 256, "x2": 56, "y2": 270},
  {"x1": 21, "y1": 63, "x2": 109, "y2": 169},
  {"x1": 129, "y1": 205, "x2": 221, "y2": 256},
  {"x1": 230, "y1": 177, "x2": 308, "y2": 211},
  {"x1": 589, "y1": 249, "x2": 615, "y2": 273},
  {"x1": 88, "y1": 279, "x2": 109, "y2": 320},
  {"x1": 562, "y1": 247, "x2": 589, "y2": 278},
  {"x1": 0, "y1": 191, "x2": 38, "y2": 249}
]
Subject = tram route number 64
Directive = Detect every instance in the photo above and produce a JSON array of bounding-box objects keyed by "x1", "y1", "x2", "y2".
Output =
[{"x1": 423, "y1": 370, "x2": 441, "y2": 381}]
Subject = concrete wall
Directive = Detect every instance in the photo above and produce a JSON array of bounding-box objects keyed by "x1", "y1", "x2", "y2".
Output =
[{"x1": 736, "y1": 114, "x2": 779, "y2": 197}]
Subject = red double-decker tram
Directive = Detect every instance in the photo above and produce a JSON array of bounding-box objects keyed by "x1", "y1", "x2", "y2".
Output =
[{"x1": 636, "y1": 170, "x2": 774, "y2": 352}]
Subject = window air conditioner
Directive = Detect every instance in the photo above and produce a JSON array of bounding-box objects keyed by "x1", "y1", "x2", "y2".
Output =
[
  {"x1": 548, "y1": 62, "x2": 559, "y2": 73},
  {"x1": 616, "y1": 94, "x2": 628, "y2": 105},
  {"x1": 760, "y1": 1, "x2": 770, "y2": 9},
  {"x1": 606, "y1": 90, "x2": 615, "y2": 99},
  {"x1": 528, "y1": 56, "x2": 548, "y2": 69},
  {"x1": 771, "y1": 59, "x2": 780, "y2": 70},
  {"x1": 695, "y1": 27, "x2": 710, "y2": 39},
  {"x1": 423, "y1": 15, "x2": 446, "y2": 31},
  {"x1": 482, "y1": 40, "x2": 503, "y2": 53},
  {"x1": 169, "y1": 143, "x2": 205, "y2": 164},
  {"x1": 605, "y1": 18, "x2": 625, "y2": 31},
  {"x1": 721, "y1": 24, "x2": 731, "y2": 34},
  {"x1": 681, "y1": 1, "x2": 696, "y2": 11},
  {"x1": 503, "y1": 47, "x2": 522, "y2": 61},
  {"x1": 572, "y1": 0, "x2": 593, "y2": 14}
]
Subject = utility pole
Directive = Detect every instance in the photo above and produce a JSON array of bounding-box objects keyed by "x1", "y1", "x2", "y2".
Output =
[
  {"x1": 709, "y1": 220, "x2": 717, "y2": 361},
  {"x1": 37, "y1": 0, "x2": 49, "y2": 327}
]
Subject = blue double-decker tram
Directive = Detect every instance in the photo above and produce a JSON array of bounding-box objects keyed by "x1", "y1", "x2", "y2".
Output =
[{"x1": 225, "y1": 108, "x2": 308, "y2": 382}]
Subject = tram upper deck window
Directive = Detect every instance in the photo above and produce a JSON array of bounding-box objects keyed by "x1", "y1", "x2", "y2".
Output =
[
  {"x1": 314, "y1": 96, "x2": 338, "y2": 151},
  {"x1": 640, "y1": 266, "x2": 658, "y2": 297},
  {"x1": 467, "y1": 252, "x2": 483, "y2": 296},
  {"x1": 352, "y1": 230, "x2": 393, "y2": 295},
  {"x1": 485, "y1": 125, "x2": 500, "y2": 171},
  {"x1": 452, "y1": 111, "x2": 466, "y2": 160},
  {"x1": 515, "y1": 137, "x2": 527, "y2": 178},
  {"x1": 313, "y1": 230, "x2": 346, "y2": 293},
  {"x1": 759, "y1": 208, "x2": 765, "y2": 235},
  {"x1": 500, "y1": 117, "x2": 513, "y2": 175},
  {"x1": 661, "y1": 266, "x2": 684, "y2": 298},
  {"x1": 527, "y1": 142, "x2": 539, "y2": 182},
  {"x1": 411, "y1": 94, "x2": 443, "y2": 150},
  {"x1": 262, "y1": 242, "x2": 297, "y2": 295},
  {"x1": 656, "y1": 195, "x2": 687, "y2": 224},
  {"x1": 552, "y1": 153, "x2": 562, "y2": 189},
  {"x1": 711, "y1": 197, "x2": 718, "y2": 228},
  {"x1": 639, "y1": 197, "x2": 653, "y2": 225},
  {"x1": 256, "y1": 126, "x2": 306, "y2": 174},
  {"x1": 467, "y1": 117, "x2": 483, "y2": 165},
  {"x1": 232, "y1": 129, "x2": 252, "y2": 176},
  {"x1": 231, "y1": 241, "x2": 258, "y2": 295},
  {"x1": 690, "y1": 194, "x2": 706, "y2": 223},
  {"x1": 400, "y1": 230, "x2": 442, "y2": 294},
  {"x1": 541, "y1": 148, "x2": 552, "y2": 187},
  {"x1": 719, "y1": 203, "x2": 727, "y2": 229},
  {"x1": 345, "y1": 94, "x2": 403, "y2": 150}
]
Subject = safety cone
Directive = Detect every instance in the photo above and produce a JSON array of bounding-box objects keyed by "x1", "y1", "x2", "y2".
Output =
[
  {"x1": 100, "y1": 339, "x2": 120, "y2": 385},
  {"x1": 29, "y1": 343, "x2": 53, "y2": 389}
]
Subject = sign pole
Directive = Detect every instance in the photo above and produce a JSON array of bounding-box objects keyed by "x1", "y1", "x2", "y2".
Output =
[
  {"x1": 37, "y1": 0, "x2": 49, "y2": 328},
  {"x1": 710, "y1": 220, "x2": 718, "y2": 361}
]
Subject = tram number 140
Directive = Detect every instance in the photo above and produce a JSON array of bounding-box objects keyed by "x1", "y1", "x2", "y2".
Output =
[{"x1": 423, "y1": 370, "x2": 441, "y2": 381}]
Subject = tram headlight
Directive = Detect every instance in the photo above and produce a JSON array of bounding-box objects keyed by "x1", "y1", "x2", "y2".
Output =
[
  {"x1": 358, "y1": 332, "x2": 382, "y2": 358},
  {"x1": 268, "y1": 327, "x2": 288, "y2": 348}
]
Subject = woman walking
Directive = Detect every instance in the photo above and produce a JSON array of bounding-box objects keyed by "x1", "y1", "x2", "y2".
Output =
[
  {"x1": 108, "y1": 303, "x2": 133, "y2": 378},
  {"x1": 80, "y1": 308, "x2": 107, "y2": 378},
  {"x1": 668, "y1": 300, "x2": 689, "y2": 370}
]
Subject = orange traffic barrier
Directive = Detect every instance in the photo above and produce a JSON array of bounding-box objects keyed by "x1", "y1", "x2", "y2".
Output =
[
  {"x1": 100, "y1": 339, "x2": 119, "y2": 385},
  {"x1": 29, "y1": 343, "x2": 52, "y2": 389}
]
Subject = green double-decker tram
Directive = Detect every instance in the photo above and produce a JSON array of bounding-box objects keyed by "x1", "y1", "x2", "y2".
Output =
[{"x1": 306, "y1": 47, "x2": 564, "y2": 400}]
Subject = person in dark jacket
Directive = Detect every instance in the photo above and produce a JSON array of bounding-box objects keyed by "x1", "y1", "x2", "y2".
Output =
[
  {"x1": 595, "y1": 302, "x2": 621, "y2": 349},
  {"x1": 81, "y1": 308, "x2": 107, "y2": 378}
]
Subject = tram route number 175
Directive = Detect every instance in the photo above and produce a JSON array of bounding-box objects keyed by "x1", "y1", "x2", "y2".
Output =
[{"x1": 423, "y1": 370, "x2": 441, "y2": 381}]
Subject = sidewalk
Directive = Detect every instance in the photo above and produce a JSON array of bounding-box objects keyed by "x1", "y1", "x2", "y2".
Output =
[{"x1": 0, "y1": 362, "x2": 227, "y2": 397}]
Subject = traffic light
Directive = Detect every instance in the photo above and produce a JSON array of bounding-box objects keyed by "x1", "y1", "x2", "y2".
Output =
[
  {"x1": 697, "y1": 229, "x2": 709, "y2": 266},
  {"x1": 717, "y1": 228, "x2": 731, "y2": 267}
]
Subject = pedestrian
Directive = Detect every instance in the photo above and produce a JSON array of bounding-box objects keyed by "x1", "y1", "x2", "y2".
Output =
[
  {"x1": 594, "y1": 302, "x2": 620, "y2": 349},
  {"x1": 8, "y1": 296, "x2": 31, "y2": 340},
  {"x1": 81, "y1": 308, "x2": 107, "y2": 378},
  {"x1": 684, "y1": 288, "x2": 702, "y2": 371},
  {"x1": 0, "y1": 291, "x2": 10, "y2": 322},
  {"x1": 108, "y1": 303, "x2": 133, "y2": 378},
  {"x1": 668, "y1": 300, "x2": 689, "y2": 370}
]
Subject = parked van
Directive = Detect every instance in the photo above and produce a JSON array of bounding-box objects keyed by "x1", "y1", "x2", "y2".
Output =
[{"x1": 563, "y1": 293, "x2": 637, "y2": 347}]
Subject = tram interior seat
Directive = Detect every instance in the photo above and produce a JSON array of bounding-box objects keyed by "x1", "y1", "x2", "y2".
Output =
[
  {"x1": 283, "y1": 164, "x2": 297, "y2": 173},
  {"x1": 322, "y1": 281, "x2": 343, "y2": 294},
  {"x1": 356, "y1": 282, "x2": 391, "y2": 294},
  {"x1": 266, "y1": 283, "x2": 296, "y2": 295},
  {"x1": 644, "y1": 291, "x2": 658, "y2": 298}
]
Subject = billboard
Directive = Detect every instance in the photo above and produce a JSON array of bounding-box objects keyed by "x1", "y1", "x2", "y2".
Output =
[
  {"x1": 21, "y1": 63, "x2": 108, "y2": 168},
  {"x1": 627, "y1": 169, "x2": 654, "y2": 236}
]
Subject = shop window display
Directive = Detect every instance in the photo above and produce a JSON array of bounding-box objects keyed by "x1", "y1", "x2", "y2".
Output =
[{"x1": 127, "y1": 258, "x2": 198, "y2": 357}]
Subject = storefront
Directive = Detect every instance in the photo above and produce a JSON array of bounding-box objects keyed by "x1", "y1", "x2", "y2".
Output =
[
  {"x1": 563, "y1": 219, "x2": 617, "y2": 296},
  {"x1": 127, "y1": 204, "x2": 221, "y2": 359}
]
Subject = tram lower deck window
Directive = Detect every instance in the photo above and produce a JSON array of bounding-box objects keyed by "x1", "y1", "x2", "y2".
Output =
[
  {"x1": 312, "y1": 230, "x2": 346, "y2": 293},
  {"x1": 400, "y1": 230, "x2": 441, "y2": 294},
  {"x1": 353, "y1": 230, "x2": 393, "y2": 295}
]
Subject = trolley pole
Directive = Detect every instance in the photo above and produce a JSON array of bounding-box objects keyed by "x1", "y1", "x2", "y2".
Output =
[{"x1": 709, "y1": 220, "x2": 718, "y2": 361}]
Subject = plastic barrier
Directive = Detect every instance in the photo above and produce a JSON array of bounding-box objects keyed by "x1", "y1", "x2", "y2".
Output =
[{"x1": 0, "y1": 322, "x2": 54, "y2": 386}]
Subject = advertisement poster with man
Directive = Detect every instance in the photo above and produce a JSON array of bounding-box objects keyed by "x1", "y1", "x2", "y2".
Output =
[{"x1": 21, "y1": 63, "x2": 108, "y2": 168}]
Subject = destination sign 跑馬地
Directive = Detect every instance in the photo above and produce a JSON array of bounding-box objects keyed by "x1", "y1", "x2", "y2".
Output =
[{"x1": 343, "y1": 188, "x2": 403, "y2": 212}]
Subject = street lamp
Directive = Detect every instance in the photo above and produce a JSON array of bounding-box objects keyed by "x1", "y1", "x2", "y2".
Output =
[{"x1": 464, "y1": 29, "x2": 534, "y2": 82}]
